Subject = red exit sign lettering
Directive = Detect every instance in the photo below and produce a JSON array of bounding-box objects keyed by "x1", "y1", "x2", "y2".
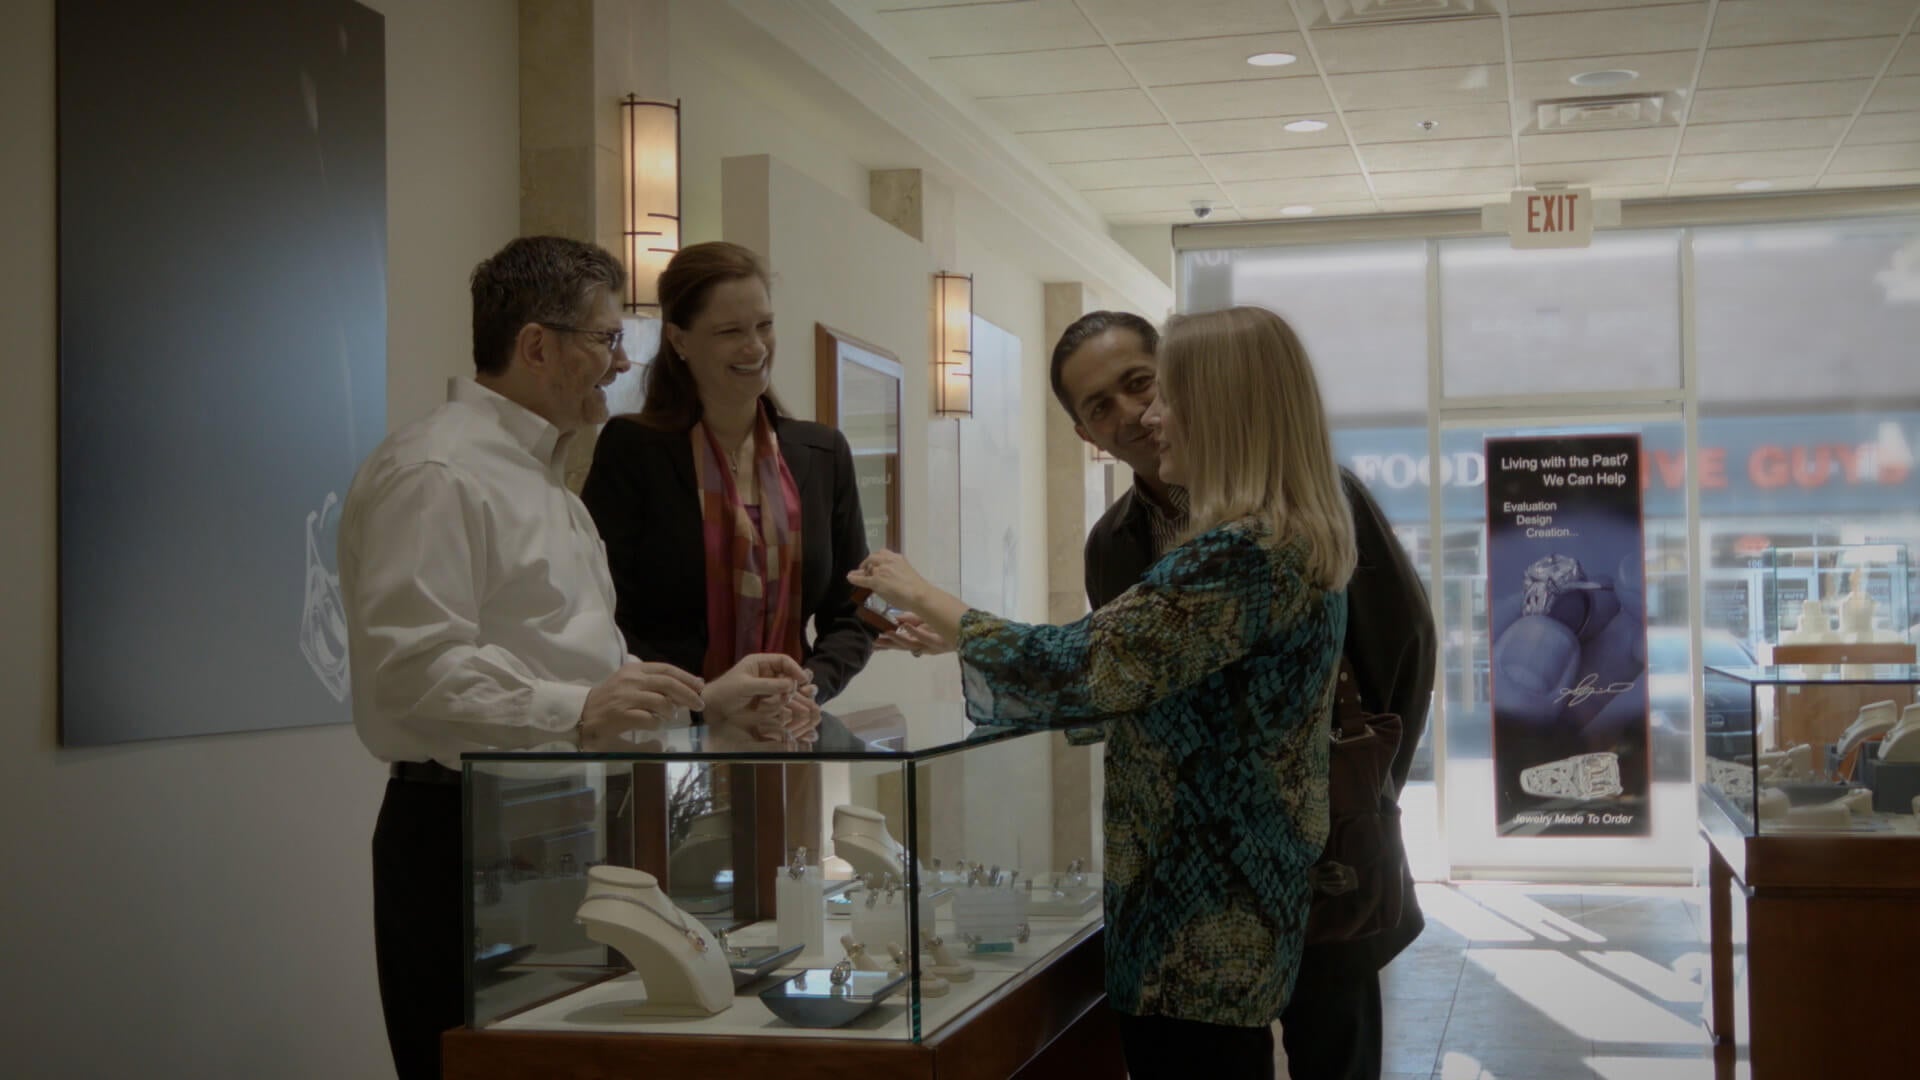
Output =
[{"x1": 1508, "y1": 187, "x2": 1594, "y2": 249}]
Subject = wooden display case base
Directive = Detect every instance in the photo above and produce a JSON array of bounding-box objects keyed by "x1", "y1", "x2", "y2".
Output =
[
  {"x1": 444, "y1": 927, "x2": 1124, "y2": 1080},
  {"x1": 1700, "y1": 787, "x2": 1920, "y2": 1080}
]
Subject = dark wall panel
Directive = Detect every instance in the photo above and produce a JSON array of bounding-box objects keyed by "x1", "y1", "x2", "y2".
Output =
[{"x1": 59, "y1": 0, "x2": 386, "y2": 744}]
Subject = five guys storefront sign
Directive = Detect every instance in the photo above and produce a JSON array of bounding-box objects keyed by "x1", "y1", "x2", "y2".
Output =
[{"x1": 1335, "y1": 413, "x2": 1920, "y2": 523}]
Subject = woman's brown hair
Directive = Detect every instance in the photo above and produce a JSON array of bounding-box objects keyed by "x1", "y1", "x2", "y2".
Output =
[{"x1": 634, "y1": 241, "x2": 786, "y2": 430}]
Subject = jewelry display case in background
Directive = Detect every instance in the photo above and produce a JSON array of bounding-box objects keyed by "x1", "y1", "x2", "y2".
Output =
[
  {"x1": 446, "y1": 714, "x2": 1120, "y2": 1080},
  {"x1": 1760, "y1": 543, "x2": 1911, "y2": 655},
  {"x1": 1696, "y1": 661, "x2": 1920, "y2": 1079},
  {"x1": 1703, "y1": 663, "x2": 1920, "y2": 832}
]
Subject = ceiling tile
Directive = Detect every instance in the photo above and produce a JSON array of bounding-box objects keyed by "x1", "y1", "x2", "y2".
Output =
[
  {"x1": 1371, "y1": 166, "x2": 1517, "y2": 197},
  {"x1": 1891, "y1": 36, "x2": 1920, "y2": 77},
  {"x1": 1363, "y1": 136, "x2": 1515, "y2": 172},
  {"x1": 1672, "y1": 147, "x2": 1834, "y2": 179},
  {"x1": 841, "y1": 0, "x2": 1022, "y2": 9},
  {"x1": 1866, "y1": 76, "x2": 1920, "y2": 112},
  {"x1": 1152, "y1": 77, "x2": 1334, "y2": 122},
  {"x1": 1666, "y1": 177, "x2": 1817, "y2": 196},
  {"x1": 1311, "y1": 20, "x2": 1505, "y2": 75},
  {"x1": 1520, "y1": 156, "x2": 1675, "y2": 184},
  {"x1": 1686, "y1": 80, "x2": 1874, "y2": 122},
  {"x1": 1224, "y1": 175, "x2": 1375, "y2": 204},
  {"x1": 1082, "y1": 182, "x2": 1227, "y2": 214},
  {"x1": 933, "y1": 47, "x2": 1133, "y2": 97},
  {"x1": 1829, "y1": 141, "x2": 1920, "y2": 173},
  {"x1": 1345, "y1": 102, "x2": 1513, "y2": 143},
  {"x1": 1847, "y1": 111, "x2": 1920, "y2": 145},
  {"x1": 882, "y1": 0, "x2": 1100, "y2": 56},
  {"x1": 1506, "y1": 0, "x2": 1686, "y2": 13},
  {"x1": 1510, "y1": 4, "x2": 1709, "y2": 63},
  {"x1": 1178, "y1": 115, "x2": 1348, "y2": 154},
  {"x1": 1115, "y1": 33, "x2": 1313, "y2": 87},
  {"x1": 1679, "y1": 116, "x2": 1852, "y2": 155},
  {"x1": 1076, "y1": 0, "x2": 1296, "y2": 44},
  {"x1": 977, "y1": 88, "x2": 1164, "y2": 133},
  {"x1": 1375, "y1": 195, "x2": 1505, "y2": 213},
  {"x1": 1510, "y1": 52, "x2": 1702, "y2": 106},
  {"x1": 1817, "y1": 169, "x2": 1920, "y2": 188},
  {"x1": 1709, "y1": 0, "x2": 1915, "y2": 48},
  {"x1": 1106, "y1": 208, "x2": 1239, "y2": 225},
  {"x1": 1021, "y1": 124, "x2": 1190, "y2": 162},
  {"x1": 1239, "y1": 199, "x2": 1382, "y2": 218},
  {"x1": 1053, "y1": 156, "x2": 1214, "y2": 189},
  {"x1": 1331, "y1": 65, "x2": 1508, "y2": 111},
  {"x1": 1520, "y1": 128, "x2": 1681, "y2": 164},
  {"x1": 1589, "y1": 182, "x2": 1674, "y2": 200},
  {"x1": 1203, "y1": 146, "x2": 1361, "y2": 182},
  {"x1": 1698, "y1": 39, "x2": 1897, "y2": 89}
]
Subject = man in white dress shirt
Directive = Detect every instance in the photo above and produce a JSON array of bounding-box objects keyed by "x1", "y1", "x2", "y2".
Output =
[{"x1": 339, "y1": 236, "x2": 806, "y2": 1080}]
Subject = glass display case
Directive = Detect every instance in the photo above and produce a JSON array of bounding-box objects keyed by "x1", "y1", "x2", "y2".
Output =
[
  {"x1": 461, "y1": 714, "x2": 1102, "y2": 1045},
  {"x1": 1761, "y1": 543, "x2": 1911, "y2": 650},
  {"x1": 1702, "y1": 663, "x2": 1920, "y2": 834}
]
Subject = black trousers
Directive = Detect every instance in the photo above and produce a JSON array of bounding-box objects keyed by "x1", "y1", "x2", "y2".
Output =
[
  {"x1": 1277, "y1": 958, "x2": 1384, "y2": 1080},
  {"x1": 1116, "y1": 1012, "x2": 1276, "y2": 1080},
  {"x1": 372, "y1": 775, "x2": 465, "y2": 1080}
]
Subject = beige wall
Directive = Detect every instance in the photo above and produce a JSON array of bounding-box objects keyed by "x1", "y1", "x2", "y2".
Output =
[
  {"x1": 0, "y1": 2, "x2": 519, "y2": 1076},
  {"x1": 1111, "y1": 224, "x2": 1176, "y2": 291}
]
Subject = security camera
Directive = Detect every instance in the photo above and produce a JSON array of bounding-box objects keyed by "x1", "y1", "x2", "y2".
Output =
[{"x1": 1190, "y1": 199, "x2": 1214, "y2": 220}]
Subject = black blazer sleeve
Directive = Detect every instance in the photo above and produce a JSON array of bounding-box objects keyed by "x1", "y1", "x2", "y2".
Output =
[
  {"x1": 803, "y1": 428, "x2": 875, "y2": 702},
  {"x1": 1340, "y1": 468, "x2": 1437, "y2": 795},
  {"x1": 581, "y1": 418, "x2": 706, "y2": 671}
]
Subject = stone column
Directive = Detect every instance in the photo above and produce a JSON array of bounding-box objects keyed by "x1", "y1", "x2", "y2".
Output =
[{"x1": 519, "y1": 0, "x2": 671, "y2": 489}]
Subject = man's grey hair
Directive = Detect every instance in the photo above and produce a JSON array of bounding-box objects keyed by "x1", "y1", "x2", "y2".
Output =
[{"x1": 469, "y1": 236, "x2": 626, "y2": 376}]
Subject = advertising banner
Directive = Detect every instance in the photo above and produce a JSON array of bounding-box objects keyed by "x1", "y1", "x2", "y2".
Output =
[{"x1": 1486, "y1": 435, "x2": 1652, "y2": 837}]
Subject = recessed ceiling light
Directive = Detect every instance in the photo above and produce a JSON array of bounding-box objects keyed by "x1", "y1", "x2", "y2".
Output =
[
  {"x1": 1734, "y1": 179, "x2": 1774, "y2": 192},
  {"x1": 1284, "y1": 119, "x2": 1329, "y2": 133},
  {"x1": 1570, "y1": 68, "x2": 1639, "y2": 88},
  {"x1": 1246, "y1": 52, "x2": 1297, "y2": 67},
  {"x1": 1280, "y1": 205, "x2": 1315, "y2": 217}
]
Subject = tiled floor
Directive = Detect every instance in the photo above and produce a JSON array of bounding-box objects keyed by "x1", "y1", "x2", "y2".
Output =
[{"x1": 1278, "y1": 883, "x2": 1726, "y2": 1080}]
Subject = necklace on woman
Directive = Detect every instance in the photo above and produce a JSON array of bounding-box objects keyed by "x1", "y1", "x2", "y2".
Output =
[{"x1": 581, "y1": 891, "x2": 709, "y2": 952}]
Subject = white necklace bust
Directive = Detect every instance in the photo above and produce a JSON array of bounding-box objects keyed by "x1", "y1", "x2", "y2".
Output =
[
  {"x1": 831, "y1": 804, "x2": 907, "y2": 882},
  {"x1": 575, "y1": 866, "x2": 733, "y2": 1016}
]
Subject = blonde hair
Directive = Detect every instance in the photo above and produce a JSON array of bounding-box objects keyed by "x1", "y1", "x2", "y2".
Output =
[{"x1": 1159, "y1": 306, "x2": 1356, "y2": 591}]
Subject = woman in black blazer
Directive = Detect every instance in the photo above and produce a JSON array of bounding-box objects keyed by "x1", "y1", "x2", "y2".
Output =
[{"x1": 582, "y1": 242, "x2": 874, "y2": 732}]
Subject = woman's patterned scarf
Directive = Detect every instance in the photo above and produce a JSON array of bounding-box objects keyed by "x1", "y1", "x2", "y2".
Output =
[{"x1": 691, "y1": 404, "x2": 805, "y2": 680}]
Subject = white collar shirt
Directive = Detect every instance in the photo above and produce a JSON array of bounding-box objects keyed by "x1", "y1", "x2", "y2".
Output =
[{"x1": 339, "y1": 378, "x2": 623, "y2": 767}]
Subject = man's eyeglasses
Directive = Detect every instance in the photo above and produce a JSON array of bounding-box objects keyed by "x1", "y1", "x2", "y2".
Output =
[{"x1": 539, "y1": 322, "x2": 624, "y2": 354}]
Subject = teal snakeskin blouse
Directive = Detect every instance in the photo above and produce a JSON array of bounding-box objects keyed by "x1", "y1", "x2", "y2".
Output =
[{"x1": 956, "y1": 518, "x2": 1345, "y2": 1028}]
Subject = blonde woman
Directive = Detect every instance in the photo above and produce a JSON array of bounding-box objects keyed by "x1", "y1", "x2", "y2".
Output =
[{"x1": 849, "y1": 306, "x2": 1355, "y2": 1079}]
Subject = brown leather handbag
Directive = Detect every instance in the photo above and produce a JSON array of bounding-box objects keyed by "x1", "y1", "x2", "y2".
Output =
[{"x1": 1305, "y1": 658, "x2": 1409, "y2": 945}]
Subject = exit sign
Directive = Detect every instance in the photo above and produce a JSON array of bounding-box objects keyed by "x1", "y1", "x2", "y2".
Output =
[{"x1": 1509, "y1": 187, "x2": 1593, "y2": 249}]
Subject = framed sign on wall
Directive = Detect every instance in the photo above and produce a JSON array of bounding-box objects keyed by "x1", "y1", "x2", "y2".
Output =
[{"x1": 814, "y1": 324, "x2": 904, "y2": 554}]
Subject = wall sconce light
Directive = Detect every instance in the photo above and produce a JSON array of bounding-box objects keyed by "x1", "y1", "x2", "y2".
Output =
[
  {"x1": 934, "y1": 271, "x2": 973, "y2": 418},
  {"x1": 621, "y1": 95, "x2": 681, "y2": 313}
]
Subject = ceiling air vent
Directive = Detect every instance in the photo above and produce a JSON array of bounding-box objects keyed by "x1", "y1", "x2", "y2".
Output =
[
  {"x1": 1310, "y1": 0, "x2": 1494, "y2": 27},
  {"x1": 1535, "y1": 93, "x2": 1668, "y2": 132}
]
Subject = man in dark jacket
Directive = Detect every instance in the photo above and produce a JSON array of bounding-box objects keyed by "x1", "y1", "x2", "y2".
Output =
[{"x1": 1054, "y1": 310, "x2": 1437, "y2": 1080}]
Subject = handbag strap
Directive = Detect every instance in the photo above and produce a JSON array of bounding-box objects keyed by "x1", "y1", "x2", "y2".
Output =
[{"x1": 1331, "y1": 656, "x2": 1370, "y2": 741}]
